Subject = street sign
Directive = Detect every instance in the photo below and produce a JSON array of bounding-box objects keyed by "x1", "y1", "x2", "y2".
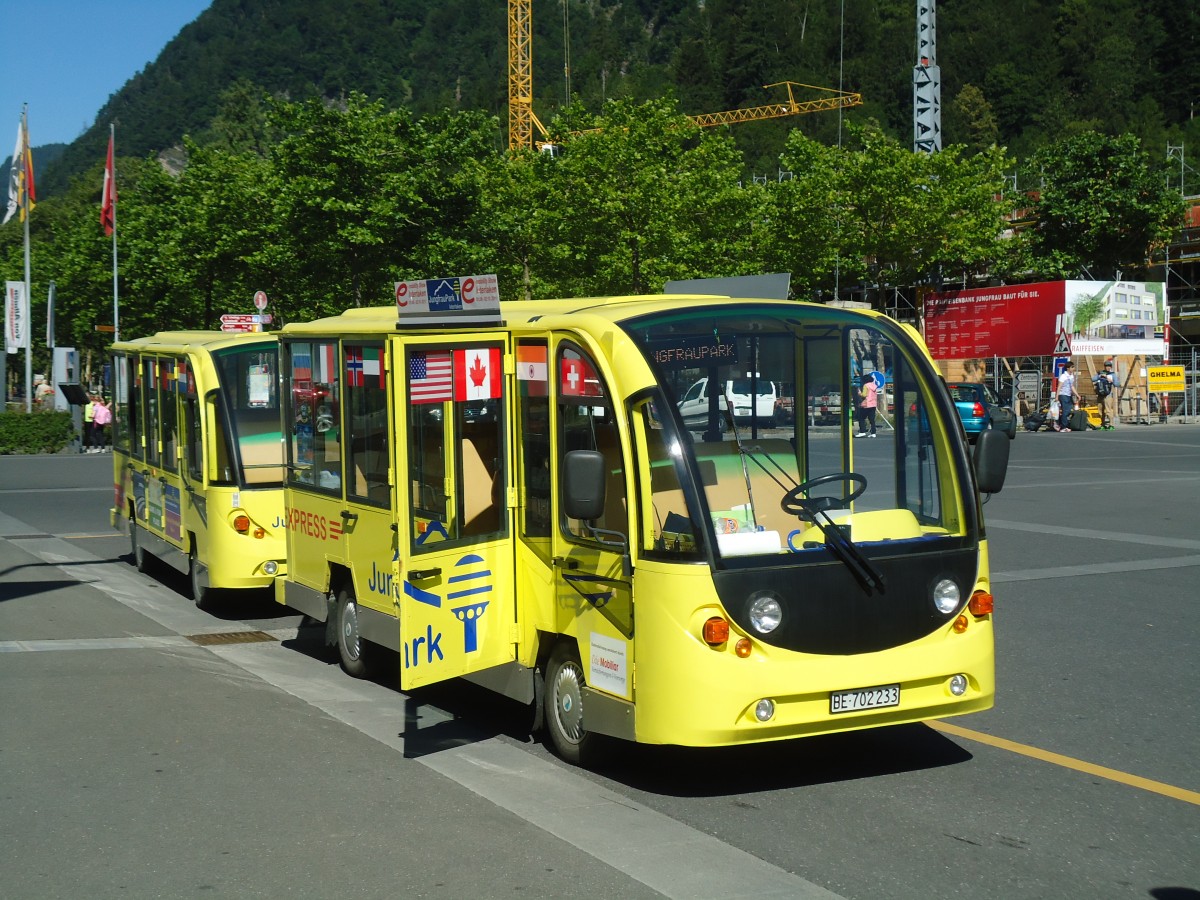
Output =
[
  {"x1": 1147, "y1": 365, "x2": 1185, "y2": 392},
  {"x1": 1015, "y1": 370, "x2": 1040, "y2": 397},
  {"x1": 1053, "y1": 330, "x2": 1072, "y2": 355},
  {"x1": 220, "y1": 323, "x2": 257, "y2": 333},
  {"x1": 221, "y1": 314, "x2": 256, "y2": 324},
  {"x1": 253, "y1": 291, "x2": 268, "y2": 311}
]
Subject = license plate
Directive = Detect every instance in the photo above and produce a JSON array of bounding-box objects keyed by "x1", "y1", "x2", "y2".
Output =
[{"x1": 830, "y1": 683, "x2": 900, "y2": 714}]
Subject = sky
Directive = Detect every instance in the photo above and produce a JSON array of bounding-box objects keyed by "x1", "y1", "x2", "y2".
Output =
[{"x1": 2, "y1": 1, "x2": 212, "y2": 148}]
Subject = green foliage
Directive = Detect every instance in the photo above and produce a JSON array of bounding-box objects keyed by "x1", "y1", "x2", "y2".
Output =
[
  {"x1": 32, "y1": 0, "x2": 1198, "y2": 197},
  {"x1": 0, "y1": 411, "x2": 76, "y2": 455},
  {"x1": 1027, "y1": 132, "x2": 1184, "y2": 278}
]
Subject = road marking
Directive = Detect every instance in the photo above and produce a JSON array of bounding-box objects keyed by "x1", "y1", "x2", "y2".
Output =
[
  {"x1": 0, "y1": 486, "x2": 113, "y2": 493},
  {"x1": 992, "y1": 554, "x2": 1200, "y2": 583},
  {"x1": 986, "y1": 518, "x2": 1200, "y2": 552},
  {"x1": 931, "y1": 720, "x2": 1200, "y2": 806},
  {"x1": 0, "y1": 636, "x2": 194, "y2": 653}
]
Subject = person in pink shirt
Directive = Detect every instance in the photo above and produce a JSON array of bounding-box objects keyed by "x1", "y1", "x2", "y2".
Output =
[{"x1": 855, "y1": 374, "x2": 878, "y2": 438}]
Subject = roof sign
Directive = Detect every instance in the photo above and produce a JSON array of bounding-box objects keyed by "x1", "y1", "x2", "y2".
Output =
[{"x1": 395, "y1": 274, "x2": 501, "y2": 326}]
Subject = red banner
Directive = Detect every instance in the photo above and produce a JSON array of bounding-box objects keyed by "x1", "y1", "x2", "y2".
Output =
[{"x1": 924, "y1": 281, "x2": 1065, "y2": 358}]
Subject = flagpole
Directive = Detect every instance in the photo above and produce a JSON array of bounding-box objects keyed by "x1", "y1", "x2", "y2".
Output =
[
  {"x1": 22, "y1": 106, "x2": 32, "y2": 413},
  {"x1": 107, "y1": 124, "x2": 119, "y2": 344}
]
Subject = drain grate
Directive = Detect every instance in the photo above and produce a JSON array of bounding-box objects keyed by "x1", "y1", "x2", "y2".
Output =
[{"x1": 186, "y1": 630, "x2": 277, "y2": 646}]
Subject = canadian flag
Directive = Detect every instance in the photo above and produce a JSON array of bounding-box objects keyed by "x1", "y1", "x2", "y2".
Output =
[{"x1": 454, "y1": 347, "x2": 502, "y2": 401}]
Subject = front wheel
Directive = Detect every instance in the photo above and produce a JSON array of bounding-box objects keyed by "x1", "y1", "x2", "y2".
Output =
[
  {"x1": 543, "y1": 643, "x2": 606, "y2": 767},
  {"x1": 189, "y1": 553, "x2": 213, "y2": 611}
]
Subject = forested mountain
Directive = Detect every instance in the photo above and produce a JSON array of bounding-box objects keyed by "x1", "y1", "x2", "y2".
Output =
[{"x1": 39, "y1": 0, "x2": 1200, "y2": 195}]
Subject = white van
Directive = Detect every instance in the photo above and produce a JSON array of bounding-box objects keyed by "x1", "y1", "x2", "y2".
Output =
[{"x1": 678, "y1": 375, "x2": 779, "y2": 427}]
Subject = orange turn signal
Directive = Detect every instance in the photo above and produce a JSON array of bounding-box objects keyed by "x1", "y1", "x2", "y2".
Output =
[
  {"x1": 253, "y1": 526, "x2": 266, "y2": 539},
  {"x1": 953, "y1": 614, "x2": 969, "y2": 633},
  {"x1": 702, "y1": 617, "x2": 729, "y2": 646},
  {"x1": 968, "y1": 590, "x2": 994, "y2": 616},
  {"x1": 735, "y1": 638, "x2": 752, "y2": 658},
  {"x1": 233, "y1": 515, "x2": 251, "y2": 534}
]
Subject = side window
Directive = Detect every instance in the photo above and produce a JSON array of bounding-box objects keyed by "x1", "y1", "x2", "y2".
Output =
[
  {"x1": 405, "y1": 344, "x2": 507, "y2": 551},
  {"x1": 159, "y1": 358, "x2": 179, "y2": 473},
  {"x1": 517, "y1": 340, "x2": 551, "y2": 555},
  {"x1": 143, "y1": 358, "x2": 160, "y2": 467},
  {"x1": 558, "y1": 343, "x2": 627, "y2": 541},
  {"x1": 286, "y1": 341, "x2": 341, "y2": 493},
  {"x1": 344, "y1": 343, "x2": 390, "y2": 506},
  {"x1": 183, "y1": 361, "x2": 202, "y2": 482},
  {"x1": 632, "y1": 396, "x2": 702, "y2": 558},
  {"x1": 113, "y1": 354, "x2": 133, "y2": 454}
]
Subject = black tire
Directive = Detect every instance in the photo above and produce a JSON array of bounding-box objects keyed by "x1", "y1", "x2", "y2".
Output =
[
  {"x1": 543, "y1": 642, "x2": 605, "y2": 766},
  {"x1": 189, "y1": 553, "x2": 213, "y2": 610},
  {"x1": 335, "y1": 584, "x2": 378, "y2": 678},
  {"x1": 129, "y1": 517, "x2": 148, "y2": 572}
]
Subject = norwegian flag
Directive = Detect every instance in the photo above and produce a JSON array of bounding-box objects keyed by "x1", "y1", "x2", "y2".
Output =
[{"x1": 346, "y1": 347, "x2": 364, "y2": 387}]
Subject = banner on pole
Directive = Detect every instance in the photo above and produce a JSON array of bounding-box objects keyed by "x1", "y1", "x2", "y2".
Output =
[{"x1": 5, "y1": 281, "x2": 29, "y2": 354}]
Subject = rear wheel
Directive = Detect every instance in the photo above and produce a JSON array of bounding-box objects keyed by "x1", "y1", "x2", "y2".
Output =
[
  {"x1": 336, "y1": 584, "x2": 378, "y2": 678},
  {"x1": 543, "y1": 643, "x2": 606, "y2": 766},
  {"x1": 129, "y1": 517, "x2": 148, "y2": 572}
]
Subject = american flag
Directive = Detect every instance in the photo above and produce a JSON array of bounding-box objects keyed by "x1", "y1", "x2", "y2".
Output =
[{"x1": 409, "y1": 350, "x2": 453, "y2": 404}]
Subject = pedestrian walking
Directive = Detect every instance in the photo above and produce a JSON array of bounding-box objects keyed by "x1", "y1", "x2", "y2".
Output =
[
  {"x1": 1054, "y1": 362, "x2": 1080, "y2": 431},
  {"x1": 855, "y1": 374, "x2": 878, "y2": 438},
  {"x1": 91, "y1": 395, "x2": 112, "y2": 452}
]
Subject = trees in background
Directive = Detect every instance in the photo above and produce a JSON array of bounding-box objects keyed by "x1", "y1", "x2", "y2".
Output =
[{"x1": 0, "y1": 93, "x2": 1180, "y2": 373}]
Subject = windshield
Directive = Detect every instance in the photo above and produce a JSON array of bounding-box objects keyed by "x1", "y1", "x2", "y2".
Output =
[
  {"x1": 626, "y1": 303, "x2": 968, "y2": 563},
  {"x1": 213, "y1": 342, "x2": 284, "y2": 487}
]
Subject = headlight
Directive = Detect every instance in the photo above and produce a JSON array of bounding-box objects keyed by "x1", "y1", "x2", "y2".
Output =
[
  {"x1": 748, "y1": 592, "x2": 783, "y2": 634},
  {"x1": 932, "y1": 578, "x2": 961, "y2": 614}
]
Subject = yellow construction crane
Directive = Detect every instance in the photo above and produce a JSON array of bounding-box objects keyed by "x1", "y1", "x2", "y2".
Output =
[
  {"x1": 689, "y1": 82, "x2": 862, "y2": 129},
  {"x1": 507, "y1": 0, "x2": 861, "y2": 151}
]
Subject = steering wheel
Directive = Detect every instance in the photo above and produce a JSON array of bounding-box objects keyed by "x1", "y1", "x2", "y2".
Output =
[{"x1": 780, "y1": 472, "x2": 867, "y2": 519}]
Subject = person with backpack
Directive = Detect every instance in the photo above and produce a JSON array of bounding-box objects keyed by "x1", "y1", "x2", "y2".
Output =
[{"x1": 1093, "y1": 360, "x2": 1116, "y2": 430}]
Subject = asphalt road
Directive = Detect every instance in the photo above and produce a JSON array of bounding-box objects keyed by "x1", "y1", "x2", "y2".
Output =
[{"x1": 1, "y1": 426, "x2": 1197, "y2": 900}]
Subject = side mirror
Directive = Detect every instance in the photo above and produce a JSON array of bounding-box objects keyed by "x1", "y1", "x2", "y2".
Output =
[
  {"x1": 562, "y1": 449, "x2": 606, "y2": 521},
  {"x1": 974, "y1": 428, "x2": 1010, "y2": 495}
]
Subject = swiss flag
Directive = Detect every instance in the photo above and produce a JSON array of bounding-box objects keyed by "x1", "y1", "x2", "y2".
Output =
[
  {"x1": 560, "y1": 356, "x2": 604, "y2": 397},
  {"x1": 454, "y1": 347, "x2": 502, "y2": 401}
]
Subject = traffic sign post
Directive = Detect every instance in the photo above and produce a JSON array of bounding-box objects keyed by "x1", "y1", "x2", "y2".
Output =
[{"x1": 253, "y1": 291, "x2": 268, "y2": 311}]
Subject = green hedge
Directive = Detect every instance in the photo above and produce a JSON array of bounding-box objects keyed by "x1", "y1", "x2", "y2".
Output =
[{"x1": 0, "y1": 411, "x2": 77, "y2": 454}]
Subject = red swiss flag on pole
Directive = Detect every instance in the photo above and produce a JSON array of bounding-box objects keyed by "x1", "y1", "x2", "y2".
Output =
[{"x1": 101, "y1": 131, "x2": 116, "y2": 236}]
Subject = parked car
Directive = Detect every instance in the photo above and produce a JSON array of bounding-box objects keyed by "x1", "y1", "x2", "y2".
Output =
[
  {"x1": 945, "y1": 382, "x2": 1016, "y2": 441},
  {"x1": 678, "y1": 375, "x2": 778, "y2": 428},
  {"x1": 807, "y1": 385, "x2": 842, "y2": 425}
]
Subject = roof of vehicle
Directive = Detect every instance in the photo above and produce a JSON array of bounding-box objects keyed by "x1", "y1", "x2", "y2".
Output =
[
  {"x1": 279, "y1": 294, "x2": 894, "y2": 336},
  {"x1": 112, "y1": 330, "x2": 277, "y2": 353}
]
